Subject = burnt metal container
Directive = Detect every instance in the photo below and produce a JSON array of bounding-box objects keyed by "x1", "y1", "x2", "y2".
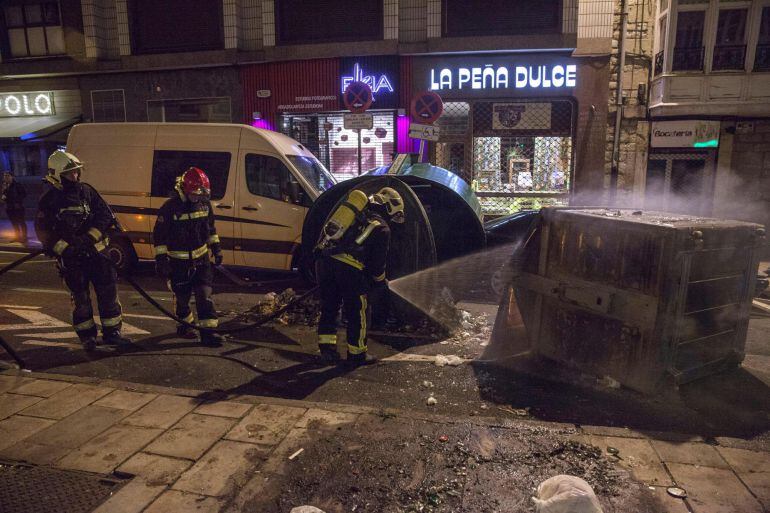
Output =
[{"x1": 506, "y1": 208, "x2": 766, "y2": 393}]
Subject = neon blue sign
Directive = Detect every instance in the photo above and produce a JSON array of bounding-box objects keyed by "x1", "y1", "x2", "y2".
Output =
[{"x1": 341, "y1": 63, "x2": 395, "y2": 98}]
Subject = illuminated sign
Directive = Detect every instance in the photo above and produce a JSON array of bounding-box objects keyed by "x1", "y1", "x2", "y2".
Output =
[
  {"x1": 651, "y1": 120, "x2": 720, "y2": 148},
  {"x1": 429, "y1": 64, "x2": 577, "y2": 91},
  {"x1": 0, "y1": 92, "x2": 54, "y2": 117},
  {"x1": 341, "y1": 63, "x2": 395, "y2": 97}
]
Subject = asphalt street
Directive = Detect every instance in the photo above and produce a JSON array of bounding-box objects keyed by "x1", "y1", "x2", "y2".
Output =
[{"x1": 1, "y1": 248, "x2": 770, "y2": 447}]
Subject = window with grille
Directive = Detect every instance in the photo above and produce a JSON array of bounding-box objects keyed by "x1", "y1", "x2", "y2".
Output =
[
  {"x1": 434, "y1": 100, "x2": 573, "y2": 216},
  {"x1": 279, "y1": 112, "x2": 395, "y2": 181},
  {"x1": 91, "y1": 90, "x2": 126, "y2": 122},
  {"x1": 443, "y1": 0, "x2": 561, "y2": 37},
  {"x1": 673, "y1": 10, "x2": 705, "y2": 71},
  {"x1": 713, "y1": 9, "x2": 747, "y2": 71},
  {"x1": 2, "y1": 2, "x2": 65, "y2": 58},
  {"x1": 276, "y1": 0, "x2": 383, "y2": 44},
  {"x1": 128, "y1": 0, "x2": 223, "y2": 54},
  {"x1": 754, "y1": 7, "x2": 770, "y2": 71}
]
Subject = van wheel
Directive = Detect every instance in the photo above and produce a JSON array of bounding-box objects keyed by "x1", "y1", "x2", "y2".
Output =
[{"x1": 106, "y1": 237, "x2": 137, "y2": 274}]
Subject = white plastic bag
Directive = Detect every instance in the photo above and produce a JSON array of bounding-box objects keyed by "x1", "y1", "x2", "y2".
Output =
[
  {"x1": 290, "y1": 507, "x2": 325, "y2": 513},
  {"x1": 532, "y1": 475, "x2": 603, "y2": 513}
]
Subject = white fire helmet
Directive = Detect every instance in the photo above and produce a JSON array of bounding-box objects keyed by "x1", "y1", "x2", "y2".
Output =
[
  {"x1": 46, "y1": 150, "x2": 84, "y2": 186},
  {"x1": 370, "y1": 187, "x2": 405, "y2": 224}
]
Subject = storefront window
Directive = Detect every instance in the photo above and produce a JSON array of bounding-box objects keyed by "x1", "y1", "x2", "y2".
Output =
[
  {"x1": 435, "y1": 102, "x2": 470, "y2": 177},
  {"x1": 281, "y1": 112, "x2": 395, "y2": 182},
  {"x1": 147, "y1": 97, "x2": 231, "y2": 123},
  {"x1": 0, "y1": 144, "x2": 55, "y2": 177},
  {"x1": 3, "y1": 2, "x2": 65, "y2": 58},
  {"x1": 432, "y1": 100, "x2": 573, "y2": 217}
]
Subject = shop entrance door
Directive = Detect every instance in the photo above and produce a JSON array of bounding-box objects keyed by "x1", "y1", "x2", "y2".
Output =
[{"x1": 645, "y1": 151, "x2": 715, "y2": 215}]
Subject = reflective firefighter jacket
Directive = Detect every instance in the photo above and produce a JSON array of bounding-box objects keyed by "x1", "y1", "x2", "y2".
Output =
[
  {"x1": 153, "y1": 196, "x2": 219, "y2": 261},
  {"x1": 35, "y1": 182, "x2": 114, "y2": 257},
  {"x1": 331, "y1": 212, "x2": 391, "y2": 283}
]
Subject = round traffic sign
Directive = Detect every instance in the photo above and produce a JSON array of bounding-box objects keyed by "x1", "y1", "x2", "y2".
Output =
[
  {"x1": 410, "y1": 91, "x2": 443, "y2": 124},
  {"x1": 343, "y1": 81, "x2": 373, "y2": 114}
]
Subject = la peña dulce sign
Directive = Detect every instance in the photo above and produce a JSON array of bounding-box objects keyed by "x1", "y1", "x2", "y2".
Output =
[{"x1": 429, "y1": 63, "x2": 577, "y2": 92}]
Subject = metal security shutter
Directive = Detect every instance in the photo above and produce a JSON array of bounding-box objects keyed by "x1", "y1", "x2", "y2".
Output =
[
  {"x1": 91, "y1": 90, "x2": 126, "y2": 122},
  {"x1": 443, "y1": 0, "x2": 561, "y2": 37},
  {"x1": 276, "y1": 0, "x2": 383, "y2": 44}
]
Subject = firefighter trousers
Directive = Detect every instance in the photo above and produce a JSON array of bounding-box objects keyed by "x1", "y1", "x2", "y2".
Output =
[
  {"x1": 317, "y1": 257, "x2": 371, "y2": 356},
  {"x1": 168, "y1": 259, "x2": 218, "y2": 331},
  {"x1": 60, "y1": 253, "x2": 122, "y2": 341}
]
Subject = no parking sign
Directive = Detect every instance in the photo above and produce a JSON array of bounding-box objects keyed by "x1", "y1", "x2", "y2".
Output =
[
  {"x1": 343, "y1": 81, "x2": 373, "y2": 114},
  {"x1": 410, "y1": 91, "x2": 443, "y2": 124}
]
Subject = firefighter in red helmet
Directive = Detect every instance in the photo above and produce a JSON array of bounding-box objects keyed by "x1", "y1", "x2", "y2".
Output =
[{"x1": 153, "y1": 167, "x2": 224, "y2": 347}]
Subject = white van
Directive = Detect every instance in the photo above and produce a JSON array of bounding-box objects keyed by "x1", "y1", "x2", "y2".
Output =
[{"x1": 66, "y1": 123, "x2": 336, "y2": 271}]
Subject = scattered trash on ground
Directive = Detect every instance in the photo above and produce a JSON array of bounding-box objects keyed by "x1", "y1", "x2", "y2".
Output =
[
  {"x1": 269, "y1": 423, "x2": 658, "y2": 513},
  {"x1": 422, "y1": 381, "x2": 434, "y2": 388},
  {"x1": 498, "y1": 405, "x2": 530, "y2": 417},
  {"x1": 666, "y1": 486, "x2": 687, "y2": 499},
  {"x1": 426, "y1": 396, "x2": 438, "y2": 406},
  {"x1": 289, "y1": 448, "x2": 304, "y2": 460},
  {"x1": 532, "y1": 474, "x2": 604, "y2": 513},
  {"x1": 434, "y1": 355, "x2": 465, "y2": 367},
  {"x1": 290, "y1": 506, "x2": 326, "y2": 513}
]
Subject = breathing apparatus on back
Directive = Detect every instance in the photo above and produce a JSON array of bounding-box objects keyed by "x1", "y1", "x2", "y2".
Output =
[
  {"x1": 317, "y1": 189, "x2": 369, "y2": 251},
  {"x1": 316, "y1": 186, "x2": 406, "y2": 257}
]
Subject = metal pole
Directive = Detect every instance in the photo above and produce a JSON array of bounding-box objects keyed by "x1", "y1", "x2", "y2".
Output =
[
  {"x1": 357, "y1": 129, "x2": 362, "y2": 176},
  {"x1": 610, "y1": 0, "x2": 628, "y2": 205},
  {"x1": 418, "y1": 139, "x2": 425, "y2": 163}
]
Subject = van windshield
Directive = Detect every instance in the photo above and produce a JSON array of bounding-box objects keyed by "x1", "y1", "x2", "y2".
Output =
[{"x1": 286, "y1": 155, "x2": 336, "y2": 194}]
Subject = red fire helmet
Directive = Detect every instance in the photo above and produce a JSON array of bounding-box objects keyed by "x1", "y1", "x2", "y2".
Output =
[{"x1": 181, "y1": 167, "x2": 211, "y2": 198}]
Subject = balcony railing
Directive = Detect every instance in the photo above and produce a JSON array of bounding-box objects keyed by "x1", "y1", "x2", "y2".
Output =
[
  {"x1": 712, "y1": 44, "x2": 746, "y2": 71},
  {"x1": 672, "y1": 46, "x2": 704, "y2": 71},
  {"x1": 755, "y1": 44, "x2": 770, "y2": 72},
  {"x1": 654, "y1": 50, "x2": 665, "y2": 75}
]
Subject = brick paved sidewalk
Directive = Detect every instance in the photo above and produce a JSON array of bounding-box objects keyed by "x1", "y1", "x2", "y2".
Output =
[{"x1": 0, "y1": 370, "x2": 767, "y2": 513}]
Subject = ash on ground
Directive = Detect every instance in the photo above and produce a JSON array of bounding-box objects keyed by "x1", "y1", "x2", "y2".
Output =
[
  {"x1": 240, "y1": 417, "x2": 664, "y2": 513},
  {"x1": 235, "y1": 287, "x2": 490, "y2": 347}
]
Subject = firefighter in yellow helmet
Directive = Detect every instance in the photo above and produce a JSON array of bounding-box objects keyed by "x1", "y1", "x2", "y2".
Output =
[
  {"x1": 315, "y1": 186, "x2": 405, "y2": 366},
  {"x1": 35, "y1": 150, "x2": 130, "y2": 351}
]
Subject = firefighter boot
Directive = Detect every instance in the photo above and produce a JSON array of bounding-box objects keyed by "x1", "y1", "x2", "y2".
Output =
[
  {"x1": 103, "y1": 331, "x2": 133, "y2": 347},
  {"x1": 201, "y1": 331, "x2": 224, "y2": 348},
  {"x1": 345, "y1": 352, "x2": 377, "y2": 367},
  {"x1": 319, "y1": 346, "x2": 341, "y2": 364},
  {"x1": 176, "y1": 324, "x2": 198, "y2": 339},
  {"x1": 81, "y1": 336, "x2": 98, "y2": 352}
]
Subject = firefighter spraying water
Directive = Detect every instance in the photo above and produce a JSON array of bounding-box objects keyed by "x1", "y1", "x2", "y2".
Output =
[{"x1": 313, "y1": 186, "x2": 405, "y2": 366}]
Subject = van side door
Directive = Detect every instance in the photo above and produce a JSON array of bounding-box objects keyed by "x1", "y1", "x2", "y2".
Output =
[{"x1": 235, "y1": 151, "x2": 306, "y2": 270}]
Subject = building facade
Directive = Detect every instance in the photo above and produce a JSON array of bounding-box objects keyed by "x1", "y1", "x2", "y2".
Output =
[
  {"x1": 1, "y1": 0, "x2": 620, "y2": 219},
  {"x1": 649, "y1": 0, "x2": 770, "y2": 230}
]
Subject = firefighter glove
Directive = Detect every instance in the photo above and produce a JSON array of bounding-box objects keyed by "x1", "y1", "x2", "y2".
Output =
[
  {"x1": 211, "y1": 244, "x2": 223, "y2": 266},
  {"x1": 155, "y1": 254, "x2": 170, "y2": 278}
]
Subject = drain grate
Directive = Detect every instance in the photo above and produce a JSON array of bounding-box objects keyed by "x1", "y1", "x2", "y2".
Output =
[{"x1": 0, "y1": 461, "x2": 126, "y2": 513}]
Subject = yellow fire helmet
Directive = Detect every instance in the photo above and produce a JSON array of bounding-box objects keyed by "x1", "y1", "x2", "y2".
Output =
[
  {"x1": 370, "y1": 187, "x2": 405, "y2": 224},
  {"x1": 46, "y1": 150, "x2": 84, "y2": 188}
]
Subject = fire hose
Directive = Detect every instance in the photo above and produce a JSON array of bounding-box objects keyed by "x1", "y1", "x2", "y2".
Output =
[{"x1": 0, "y1": 248, "x2": 318, "y2": 369}]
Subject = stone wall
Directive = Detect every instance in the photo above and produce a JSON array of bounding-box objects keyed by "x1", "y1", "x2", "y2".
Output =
[
  {"x1": 715, "y1": 121, "x2": 770, "y2": 232},
  {"x1": 606, "y1": 0, "x2": 653, "y2": 205}
]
